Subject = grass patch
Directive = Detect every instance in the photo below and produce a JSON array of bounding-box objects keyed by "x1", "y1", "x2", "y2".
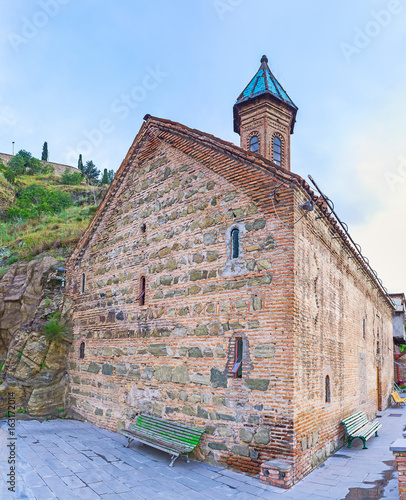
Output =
[
  {"x1": 43, "y1": 311, "x2": 66, "y2": 341},
  {"x1": 0, "y1": 267, "x2": 10, "y2": 279}
]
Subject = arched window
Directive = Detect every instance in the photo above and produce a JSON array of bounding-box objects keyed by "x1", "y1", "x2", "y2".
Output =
[
  {"x1": 81, "y1": 273, "x2": 86, "y2": 294},
  {"x1": 249, "y1": 136, "x2": 259, "y2": 153},
  {"x1": 325, "y1": 375, "x2": 331, "y2": 403},
  {"x1": 231, "y1": 228, "x2": 239, "y2": 259},
  {"x1": 141, "y1": 223, "x2": 146, "y2": 233},
  {"x1": 136, "y1": 276, "x2": 146, "y2": 306},
  {"x1": 273, "y1": 136, "x2": 282, "y2": 166},
  {"x1": 79, "y1": 342, "x2": 85, "y2": 359}
]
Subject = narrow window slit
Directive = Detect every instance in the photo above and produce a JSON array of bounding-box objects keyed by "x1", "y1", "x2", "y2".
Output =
[
  {"x1": 232, "y1": 337, "x2": 243, "y2": 378},
  {"x1": 79, "y1": 342, "x2": 85, "y2": 359},
  {"x1": 136, "y1": 276, "x2": 146, "y2": 306},
  {"x1": 231, "y1": 228, "x2": 239, "y2": 259},
  {"x1": 325, "y1": 375, "x2": 331, "y2": 403}
]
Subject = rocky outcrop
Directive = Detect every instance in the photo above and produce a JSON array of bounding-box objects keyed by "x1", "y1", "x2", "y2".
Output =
[{"x1": 0, "y1": 257, "x2": 71, "y2": 417}]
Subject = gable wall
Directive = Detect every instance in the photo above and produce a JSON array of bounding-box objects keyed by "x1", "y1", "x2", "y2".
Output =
[
  {"x1": 66, "y1": 140, "x2": 296, "y2": 473},
  {"x1": 291, "y1": 186, "x2": 394, "y2": 483}
]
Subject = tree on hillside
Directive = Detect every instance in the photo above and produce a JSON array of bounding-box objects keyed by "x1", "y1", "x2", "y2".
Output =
[
  {"x1": 8, "y1": 150, "x2": 48, "y2": 176},
  {"x1": 8, "y1": 154, "x2": 26, "y2": 175},
  {"x1": 101, "y1": 168, "x2": 115, "y2": 185},
  {"x1": 78, "y1": 154, "x2": 84, "y2": 172},
  {"x1": 41, "y1": 142, "x2": 48, "y2": 161},
  {"x1": 83, "y1": 160, "x2": 100, "y2": 182}
]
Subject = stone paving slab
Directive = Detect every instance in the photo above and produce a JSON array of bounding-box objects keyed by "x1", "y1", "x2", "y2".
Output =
[{"x1": 0, "y1": 405, "x2": 404, "y2": 499}]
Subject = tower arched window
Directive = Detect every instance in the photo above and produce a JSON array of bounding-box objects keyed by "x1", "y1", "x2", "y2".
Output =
[
  {"x1": 81, "y1": 273, "x2": 86, "y2": 294},
  {"x1": 272, "y1": 136, "x2": 282, "y2": 166},
  {"x1": 79, "y1": 342, "x2": 85, "y2": 359},
  {"x1": 325, "y1": 375, "x2": 331, "y2": 403},
  {"x1": 231, "y1": 228, "x2": 239, "y2": 259},
  {"x1": 249, "y1": 136, "x2": 259, "y2": 153}
]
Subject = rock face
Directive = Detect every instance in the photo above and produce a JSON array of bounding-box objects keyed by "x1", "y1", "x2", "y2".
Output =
[{"x1": 0, "y1": 257, "x2": 71, "y2": 417}]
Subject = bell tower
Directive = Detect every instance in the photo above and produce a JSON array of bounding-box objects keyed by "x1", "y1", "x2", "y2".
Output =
[{"x1": 233, "y1": 55, "x2": 297, "y2": 171}]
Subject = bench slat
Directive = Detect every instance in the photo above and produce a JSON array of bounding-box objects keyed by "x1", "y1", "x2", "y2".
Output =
[
  {"x1": 137, "y1": 414, "x2": 204, "y2": 433},
  {"x1": 136, "y1": 423, "x2": 205, "y2": 442},
  {"x1": 134, "y1": 421, "x2": 203, "y2": 440},
  {"x1": 130, "y1": 427, "x2": 197, "y2": 451},
  {"x1": 128, "y1": 428, "x2": 193, "y2": 453},
  {"x1": 132, "y1": 422, "x2": 202, "y2": 445}
]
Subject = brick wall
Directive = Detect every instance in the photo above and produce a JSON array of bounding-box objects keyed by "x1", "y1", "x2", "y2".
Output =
[{"x1": 291, "y1": 187, "x2": 393, "y2": 483}]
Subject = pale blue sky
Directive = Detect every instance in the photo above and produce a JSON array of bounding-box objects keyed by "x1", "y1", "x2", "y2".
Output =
[{"x1": 1, "y1": 0, "x2": 405, "y2": 291}]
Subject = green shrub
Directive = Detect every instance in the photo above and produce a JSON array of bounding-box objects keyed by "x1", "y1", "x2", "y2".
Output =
[
  {"x1": 6, "y1": 255, "x2": 18, "y2": 265},
  {"x1": 4, "y1": 168, "x2": 16, "y2": 184},
  {"x1": 43, "y1": 311, "x2": 66, "y2": 341},
  {"x1": 7, "y1": 185, "x2": 72, "y2": 220},
  {"x1": 88, "y1": 205, "x2": 98, "y2": 216},
  {"x1": 8, "y1": 155, "x2": 26, "y2": 175},
  {"x1": 61, "y1": 168, "x2": 83, "y2": 186}
]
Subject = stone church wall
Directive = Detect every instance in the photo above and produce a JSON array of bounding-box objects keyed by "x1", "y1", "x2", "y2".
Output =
[
  {"x1": 66, "y1": 142, "x2": 297, "y2": 474},
  {"x1": 291, "y1": 187, "x2": 394, "y2": 483},
  {"x1": 65, "y1": 136, "x2": 394, "y2": 482}
]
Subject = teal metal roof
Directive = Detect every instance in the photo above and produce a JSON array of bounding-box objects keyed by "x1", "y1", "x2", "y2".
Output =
[{"x1": 236, "y1": 55, "x2": 297, "y2": 110}]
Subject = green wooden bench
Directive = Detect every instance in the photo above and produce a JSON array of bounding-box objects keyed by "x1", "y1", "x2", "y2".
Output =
[
  {"x1": 341, "y1": 411, "x2": 382, "y2": 449},
  {"x1": 119, "y1": 414, "x2": 205, "y2": 466}
]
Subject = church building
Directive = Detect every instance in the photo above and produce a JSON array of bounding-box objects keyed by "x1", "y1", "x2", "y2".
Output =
[{"x1": 66, "y1": 56, "x2": 394, "y2": 487}]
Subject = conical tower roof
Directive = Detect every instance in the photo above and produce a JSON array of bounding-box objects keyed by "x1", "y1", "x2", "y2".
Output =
[
  {"x1": 236, "y1": 55, "x2": 297, "y2": 109},
  {"x1": 234, "y1": 55, "x2": 297, "y2": 134}
]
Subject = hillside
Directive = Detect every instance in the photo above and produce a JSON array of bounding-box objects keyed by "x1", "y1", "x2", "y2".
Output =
[{"x1": 0, "y1": 169, "x2": 107, "y2": 275}]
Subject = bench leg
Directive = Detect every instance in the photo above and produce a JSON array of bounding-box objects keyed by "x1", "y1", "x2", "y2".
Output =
[
  {"x1": 375, "y1": 431, "x2": 378, "y2": 437},
  {"x1": 125, "y1": 438, "x2": 133, "y2": 448},
  {"x1": 169, "y1": 455, "x2": 178, "y2": 467},
  {"x1": 347, "y1": 437, "x2": 353, "y2": 448},
  {"x1": 186, "y1": 454, "x2": 190, "y2": 463},
  {"x1": 361, "y1": 438, "x2": 367, "y2": 449}
]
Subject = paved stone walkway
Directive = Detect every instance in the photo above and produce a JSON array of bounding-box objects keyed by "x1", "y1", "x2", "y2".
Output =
[{"x1": 0, "y1": 405, "x2": 404, "y2": 500}]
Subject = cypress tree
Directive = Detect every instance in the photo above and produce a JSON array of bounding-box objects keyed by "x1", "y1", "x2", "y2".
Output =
[
  {"x1": 78, "y1": 154, "x2": 84, "y2": 172},
  {"x1": 101, "y1": 168, "x2": 109, "y2": 185},
  {"x1": 41, "y1": 142, "x2": 48, "y2": 161}
]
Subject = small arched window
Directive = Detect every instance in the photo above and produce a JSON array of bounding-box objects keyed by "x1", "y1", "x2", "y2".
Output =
[
  {"x1": 232, "y1": 337, "x2": 243, "y2": 378},
  {"x1": 249, "y1": 136, "x2": 259, "y2": 153},
  {"x1": 136, "y1": 276, "x2": 146, "y2": 306},
  {"x1": 81, "y1": 273, "x2": 86, "y2": 294},
  {"x1": 141, "y1": 223, "x2": 146, "y2": 233},
  {"x1": 231, "y1": 228, "x2": 239, "y2": 259},
  {"x1": 79, "y1": 342, "x2": 85, "y2": 359},
  {"x1": 325, "y1": 375, "x2": 331, "y2": 403},
  {"x1": 273, "y1": 136, "x2": 282, "y2": 166}
]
